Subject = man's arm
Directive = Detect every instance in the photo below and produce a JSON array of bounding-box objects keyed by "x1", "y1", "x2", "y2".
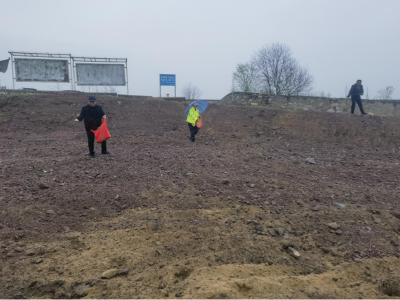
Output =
[
  {"x1": 360, "y1": 85, "x2": 364, "y2": 96},
  {"x1": 75, "y1": 107, "x2": 85, "y2": 122},
  {"x1": 347, "y1": 85, "x2": 353, "y2": 98},
  {"x1": 100, "y1": 106, "x2": 106, "y2": 119}
]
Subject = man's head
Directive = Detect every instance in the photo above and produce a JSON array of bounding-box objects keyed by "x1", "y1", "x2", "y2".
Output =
[
  {"x1": 194, "y1": 103, "x2": 199, "y2": 109},
  {"x1": 356, "y1": 80, "x2": 362, "y2": 85},
  {"x1": 88, "y1": 96, "x2": 96, "y2": 107}
]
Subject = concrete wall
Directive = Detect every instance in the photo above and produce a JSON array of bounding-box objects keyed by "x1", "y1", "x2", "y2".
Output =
[{"x1": 221, "y1": 92, "x2": 400, "y2": 117}]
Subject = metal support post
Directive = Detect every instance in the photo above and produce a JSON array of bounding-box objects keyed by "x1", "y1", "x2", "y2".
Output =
[
  {"x1": 69, "y1": 55, "x2": 74, "y2": 90},
  {"x1": 11, "y1": 54, "x2": 15, "y2": 90},
  {"x1": 125, "y1": 59, "x2": 129, "y2": 95}
]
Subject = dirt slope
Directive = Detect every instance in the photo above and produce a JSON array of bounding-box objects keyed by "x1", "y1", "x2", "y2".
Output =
[{"x1": 1, "y1": 93, "x2": 400, "y2": 298}]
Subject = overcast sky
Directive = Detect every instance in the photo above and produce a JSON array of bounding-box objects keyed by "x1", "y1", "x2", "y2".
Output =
[{"x1": 1, "y1": 0, "x2": 399, "y2": 99}]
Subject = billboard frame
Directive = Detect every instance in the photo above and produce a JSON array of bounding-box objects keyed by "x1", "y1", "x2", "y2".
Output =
[
  {"x1": 71, "y1": 57, "x2": 129, "y2": 95},
  {"x1": 8, "y1": 51, "x2": 73, "y2": 90}
]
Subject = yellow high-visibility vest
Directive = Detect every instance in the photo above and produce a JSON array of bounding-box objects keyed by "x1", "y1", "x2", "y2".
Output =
[{"x1": 186, "y1": 107, "x2": 199, "y2": 126}]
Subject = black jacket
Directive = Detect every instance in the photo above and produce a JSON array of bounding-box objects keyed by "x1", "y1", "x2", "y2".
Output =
[
  {"x1": 347, "y1": 84, "x2": 364, "y2": 98},
  {"x1": 77, "y1": 104, "x2": 105, "y2": 130}
]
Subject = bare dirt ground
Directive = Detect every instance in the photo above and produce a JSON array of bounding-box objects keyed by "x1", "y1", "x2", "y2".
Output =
[{"x1": 1, "y1": 93, "x2": 400, "y2": 299}]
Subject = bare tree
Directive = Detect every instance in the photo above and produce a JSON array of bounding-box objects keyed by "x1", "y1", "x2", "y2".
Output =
[
  {"x1": 251, "y1": 43, "x2": 314, "y2": 96},
  {"x1": 231, "y1": 62, "x2": 260, "y2": 93},
  {"x1": 182, "y1": 82, "x2": 202, "y2": 100},
  {"x1": 376, "y1": 86, "x2": 394, "y2": 100}
]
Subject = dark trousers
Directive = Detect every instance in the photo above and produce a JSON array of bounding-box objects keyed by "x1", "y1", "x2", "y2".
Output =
[
  {"x1": 188, "y1": 123, "x2": 199, "y2": 141},
  {"x1": 351, "y1": 95, "x2": 366, "y2": 114},
  {"x1": 86, "y1": 128, "x2": 107, "y2": 154}
]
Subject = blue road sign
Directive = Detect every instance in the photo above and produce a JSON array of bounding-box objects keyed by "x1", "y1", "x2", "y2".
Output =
[{"x1": 160, "y1": 74, "x2": 176, "y2": 86}]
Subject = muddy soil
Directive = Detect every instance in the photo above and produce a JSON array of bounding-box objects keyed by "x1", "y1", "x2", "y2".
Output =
[{"x1": 1, "y1": 93, "x2": 400, "y2": 298}]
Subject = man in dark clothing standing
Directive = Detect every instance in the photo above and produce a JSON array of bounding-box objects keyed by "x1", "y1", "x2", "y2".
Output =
[
  {"x1": 347, "y1": 80, "x2": 367, "y2": 115},
  {"x1": 75, "y1": 96, "x2": 109, "y2": 158}
]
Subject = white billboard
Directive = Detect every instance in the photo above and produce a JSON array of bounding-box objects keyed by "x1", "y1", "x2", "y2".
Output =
[
  {"x1": 76, "y1": 63, "x2": 126, "y2": 86},
  {"x1": 15, "y1": 58, "x2": 69, "y2": 82}
]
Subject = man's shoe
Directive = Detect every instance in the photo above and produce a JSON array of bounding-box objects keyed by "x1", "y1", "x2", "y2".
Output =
[
  {"x1": 362, "y1": 113, "x2": 368, "y2": 115},
  {"x1": 101, "y1": 151, "x2": 110, "y2": 155},
  {"x1": 89, "y1": 153, "x2": 95, "y2": 158}
]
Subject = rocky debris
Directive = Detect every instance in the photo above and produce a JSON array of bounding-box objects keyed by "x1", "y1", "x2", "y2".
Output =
[
  {"x1": 174, "y1": 267, "x2": 193, "y2": 280},
  {"x1": 391, "y1": 212, "x2": 400, "y2": 220},
  {"x1": 25, "y1": 249, "x2": 36, "y2": 256},
  {"x1": 327, "y1": 222, "x2": 340, "y2": 230},
  {"x1": 32, "y1": 258, "x2": 43, "y2": 264},
  {"x1": 72, "y1": 283, "x2": 88, "y2": 298},
  {"x1": 37, "y1": 247, "x2": 46, "y2": 255},
  {"x1": 39, "y1": 183, "x2": 49, "y2": 189},
  {"x1": 390, "y1": 238, "x2": 400, "y2": 247},
  {"x1": 281, "y1": 240, "x2": 295, "y2": 249},
  {"x1": 185, "y1": 173, "x2": 194, "y2": 176},
  {"x1": 101, "y1": 269, "x2": 119, "y2": 279},
  {"x1": 335, "y1": 230, "x2": 343, "y2": 235},
  {"x1": 287, "y1": 247, "x2": 301, "y2": 258},
  {"x1": 334, "y1": 203, "x2": 347, "y2": 209},
  {"x1": 372, "y1": 215, "x2": 382, "y2": 224},
  {"x1": 117, "y1": 269, "x2": 129, "y2": 276},
  {"x1": 321, "y1": 247, "x2": 331, "y2": 254},
  {"x1": 15, "y1": 247, "x2": 24, "y2": 253},
  {"x1": 47, "y1": 210, "x2": 56, "y2": 215},
  {"x1": 222, "y1": 180, "x2": 230, "y2": 185},
  {"x1": 306, "y1": 158, "x2": 315, "y2": 164},
  {"x1": 275, "y1": 227, "x2": 285, "y2": 236},
  {"x1": 311, "y1": 205, "x2": 322, "y2": 211},
  {"x1": 248, "y1": 183, "x2": 256, "y2": 188},
  {"x1": 175, "y1": 292, "x2": 183, "y2": 297},
  {"x1": 11, "y1": 292, "x2": 25, "y2": 299},
  {"x1": 136, "y1": 277, "x2": 144, "y2": 282}
]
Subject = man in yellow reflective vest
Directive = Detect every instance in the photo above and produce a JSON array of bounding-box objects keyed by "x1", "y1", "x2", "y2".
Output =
[{"x1": 186, "y1": 103, "x2": 200, "y2": 142}]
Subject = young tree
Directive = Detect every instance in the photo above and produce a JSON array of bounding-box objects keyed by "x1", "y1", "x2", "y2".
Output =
[
  {"x1": 251, "y1": 43, "x2": 314, "y2": 96},
  {"x1": 182, "y1": 82, "x2": 202, "y2": 100},
  {"x1": 231, "y1": 62, "x2": 259, "y2": 93},
  {"x1": 376, "y1": 86, "x2": 394, "y2": 100}
]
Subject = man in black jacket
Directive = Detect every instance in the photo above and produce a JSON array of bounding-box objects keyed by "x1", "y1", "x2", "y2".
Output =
[
  {"x1": 347, "y1": 80, "x2": 367, "y2": 115},
  {"x1": 75, "y1": 96, "x2": 109, "y2": 158}
]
